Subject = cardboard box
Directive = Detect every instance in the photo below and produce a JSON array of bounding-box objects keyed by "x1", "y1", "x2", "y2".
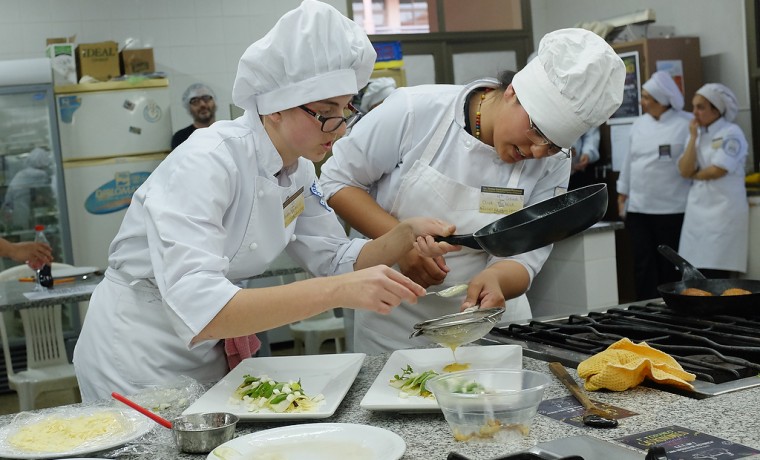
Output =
[
  {"x1": 46, "y1": 43, "x2": 78, "y2": 85},
  {"x1": 76, "y1": 41, "x2": 120, "y2": 82},
  {"x1": 120, "y1": 48, "x2": 155, "y2": 75}
]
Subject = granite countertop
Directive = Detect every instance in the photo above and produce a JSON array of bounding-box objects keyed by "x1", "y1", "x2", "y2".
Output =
[
  {"x1": 0, "y1": 276, "x2": 102, "y2": 313},
  {"x1": 3, "y1": 352, "x2": 757, "y2": 459},
  {"x1": 584, "y1": 220, "x2": 624, "y2": 234}
]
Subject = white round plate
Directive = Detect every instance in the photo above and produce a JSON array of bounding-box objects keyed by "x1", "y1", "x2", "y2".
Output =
[
  {"x1": 206, "y1": 423, "x2": 406, "y2": 460},
  {"x1": 0, "y1": 407, "x2": 153, "y2": 459}
]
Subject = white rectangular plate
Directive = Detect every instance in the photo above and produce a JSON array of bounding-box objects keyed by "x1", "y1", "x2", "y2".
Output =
[
  {"x1": 183, "y1": 353, "x2": 365, "y2": 420},
  {"x1": 360, "y1": 345, "x2": 522, "y2": 412}
]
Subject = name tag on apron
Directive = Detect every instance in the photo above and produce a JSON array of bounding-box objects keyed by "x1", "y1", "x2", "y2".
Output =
[
  {"x1": 479, "y1": 186, "x2": 524, "y2": 215},
  {"x1": 711, "y1": 137, "x2": 723, "y2": 150},
  {"x1": 283, "y1": 186, "x2": 305, "y2": 227},
  {"x1": 658, "y1": 144, "x2": 672, "y2": 159}
]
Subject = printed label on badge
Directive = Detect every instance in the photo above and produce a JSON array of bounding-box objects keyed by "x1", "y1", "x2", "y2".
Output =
[
  {"x1": 711, "y1": 137, "x2": 723, "y2": 149},
  {"x1": 658, "y1": 144, "x2": 671, "y2": 158},
  {"x1": 479, "y1": 186, "x2": 524, "y2": 215},
  {"x1": 283, "y1": 186, "x2": 305, "y2": 227}
]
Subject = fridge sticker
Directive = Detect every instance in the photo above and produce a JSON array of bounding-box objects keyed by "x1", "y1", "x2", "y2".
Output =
[
  {"x1": 123, "y1": 99, "x2": 136, "y2": 111},
  {"x1": 84, "y1": 171, "x2": 152, "y2": 214},
  {"x1": 58, "y1": 95, "x2": 81, "y2": 123},
  {"x1": 143, "y1": 101, "x2": 162, "y2": 123}
]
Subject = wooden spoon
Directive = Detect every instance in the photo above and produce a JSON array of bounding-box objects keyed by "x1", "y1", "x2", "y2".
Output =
[{"x1": 548, "y1": 362, "x2": 619, "y2": 429}]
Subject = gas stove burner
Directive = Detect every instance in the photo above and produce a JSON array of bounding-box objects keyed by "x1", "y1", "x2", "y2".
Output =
[{"x1": 483, "y1": 300, "x2": 760, "y2": 398}]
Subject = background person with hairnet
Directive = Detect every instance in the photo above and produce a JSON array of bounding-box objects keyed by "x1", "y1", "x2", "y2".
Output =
[
  {"x1": 678, "y1": 83, "x2": 749, "y2": 278},
  {"x1": 616, "y1": 71, "x2": 693, "y2": 300},
  {"x1": 73, "y1": 0, "x2": 456, "y2": 401},
  {"x1": 360, "y1": 77, "x2": 397, "y2": 113},
  {"x1": 171, "y1": 83, "x2": 218, "y2": 150},
  {"x1": 1, "y1": 147, "x2": 54, "y2": 230},
  {"x1": 320, "y1": 28, "x2": 626, "y2": 354}
]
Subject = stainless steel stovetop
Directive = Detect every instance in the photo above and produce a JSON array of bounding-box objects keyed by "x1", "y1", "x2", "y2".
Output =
[{"x1": 480, "y1": 299, "x2": 760, "y2": 398}]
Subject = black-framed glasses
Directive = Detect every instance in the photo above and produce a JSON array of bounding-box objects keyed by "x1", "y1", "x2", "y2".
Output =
[
  {"x1": 189, "y1": 95, "x2": 213, "y2": 106},
  {"x1": 525, "y1": 118, "x2": 571, "y2": 158},
  {"x1": 298, "y1": 103, "x2": 362, "y2": 133}
]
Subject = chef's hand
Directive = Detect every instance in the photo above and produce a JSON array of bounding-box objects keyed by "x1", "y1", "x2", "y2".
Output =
[
  {"x1": 572, "y1": 154, "x2": 590, "y2": 172},
  {"x1": 401, "y1": 217, "x2": 460, "y2": 258},
  {"x1": 10, "y1": 241, "x2": 53, "y2": 265},
  {"x1": 460, "y1": 270, "x2": 506, "y2": 312},
  {"x1": 398, "y1": 249, "x2": 449, "y2": 288},
  {"x1": 342, "y1": 265, "x2": 425, "y2": 314},
  {"x1": 688, "y1": 118, "x2": 699, "y2": 138},
  {"x1": 617, "y1": 193, "x2": 627, "y2": 219}
]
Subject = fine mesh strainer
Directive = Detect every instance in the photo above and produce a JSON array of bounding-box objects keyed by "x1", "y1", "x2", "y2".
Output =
[{"x1": 409, "y1": 307, "x2": 505, "y2": 348}]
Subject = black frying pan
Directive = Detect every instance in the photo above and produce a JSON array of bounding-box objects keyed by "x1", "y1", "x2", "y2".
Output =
[
  {"x1": 436, "y1": 183, "x2": 608, "y2": 257},
  {"x1": 656, "y1": 245, "x2": 760, "y2": 316}
]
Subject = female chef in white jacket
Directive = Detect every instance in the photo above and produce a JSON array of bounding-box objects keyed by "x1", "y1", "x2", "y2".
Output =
[
  {"x1": 319, "y1": 28, "x2": 626, "y2": 354},
  {"x1": 678, "y1": 83, "x2": 749, "y2": 277},
  {"x1": 73, "y1": 0, "x2": 456, "y2": 401},
  {"x1": 617, "y1": 71, "x2": 693, "y2": 300}
]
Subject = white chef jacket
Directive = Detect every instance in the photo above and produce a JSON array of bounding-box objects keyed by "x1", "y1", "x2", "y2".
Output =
[
  {"x1": 74, "y1": 111, "x2": 366, "y2": 400},
  {"x1": 320, "y1": 81, "x2": 570, "y2": 353},
  {"x1": 571, "y1": 126, "x2": 600, "y2": 166},
  {"x1": 617, "y1": 109, "x2": 693, "y2": 214},
  {"x1": 679, "y1": 117, "x2": 749, "y2": 272}
]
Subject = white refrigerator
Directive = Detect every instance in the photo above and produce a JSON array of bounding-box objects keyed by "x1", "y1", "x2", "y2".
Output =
[{"x1": 55, "y1": 79, "x2": 171, "y2": 269}]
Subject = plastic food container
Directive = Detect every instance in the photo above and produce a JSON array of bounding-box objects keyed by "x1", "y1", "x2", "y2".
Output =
[{"x1": 428, "y1": 369, "x2": 551, "y2": 443}]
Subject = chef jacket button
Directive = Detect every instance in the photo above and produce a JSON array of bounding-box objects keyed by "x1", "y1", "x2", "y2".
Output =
[
  {"x1": 249, "y1": 242, "x2": 258, "y2": 250},
  {"x1": 290, "y1": 234, "x2": 297, "y2": 241},
  {"x1": 258, "y1": 190, "x2": 264, "y2": 198},
  {"x1": 464, "y1": 140, "x2": 472, "y2": 148}
]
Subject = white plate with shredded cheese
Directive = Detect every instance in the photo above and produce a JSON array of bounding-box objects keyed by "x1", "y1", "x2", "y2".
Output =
[{"x1": 0, "y1": 406, "x2": 153, "y2": 459}]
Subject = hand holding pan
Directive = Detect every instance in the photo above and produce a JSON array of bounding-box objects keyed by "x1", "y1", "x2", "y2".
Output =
[
  {"x1": 656, "y1": 245, "x2": 760, "y2": 316},
  {"x1": 435, "y1": 183, "x2": 608, "y2": 257}
]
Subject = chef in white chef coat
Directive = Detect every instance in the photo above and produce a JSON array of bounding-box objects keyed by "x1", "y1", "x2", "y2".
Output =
[
  {"x1": 617, "y1": 71, "x2": 693, "y2": 300},
  {"x1": 73, "y1": 0, "x2": 457, "y2": 401},
  {"x1": 319, "y1": 28, "x2": 627, "y2": 354},
  {"x1": 678, "y1": 83, "x2": 749, "y2": 277}
]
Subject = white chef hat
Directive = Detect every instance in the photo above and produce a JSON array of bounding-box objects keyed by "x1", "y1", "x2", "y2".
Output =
[
  {"x1": 182, "y1": 83, "x2": 215, "y2": 111},
  {"x1": 696, "y1": 83, "x2": 739, "y2": 122},
  {"x1": 232, "y1": 0, "x2": 376, "y2": 115},
  {"x1": 642, "y1": 71, "x2": 684, "y2": 111},
  {"x1": 360, "y1": 77, "x2": 397, "y2": 113},
  {"x1": 512, "y1": 28, "x2": 625, "y2": 149}
]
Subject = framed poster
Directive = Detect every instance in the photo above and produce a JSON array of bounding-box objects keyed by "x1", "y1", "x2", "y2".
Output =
[{"x1": 608, "y1": 51, "x2": 641, "y2": 124}]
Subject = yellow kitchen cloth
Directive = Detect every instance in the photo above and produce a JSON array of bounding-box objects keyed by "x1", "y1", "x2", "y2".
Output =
[{"x1": 577, "y1": 338, "x2": 696, "y2": 391}]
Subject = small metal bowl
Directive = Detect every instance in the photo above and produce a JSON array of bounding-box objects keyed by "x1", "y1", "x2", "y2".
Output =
[
  {"x1": 410, "y1": 307, "x2": 506, "y2": 347},
  {"x1": 171, "y1": 412, "x2": 239, "y2": 454}
]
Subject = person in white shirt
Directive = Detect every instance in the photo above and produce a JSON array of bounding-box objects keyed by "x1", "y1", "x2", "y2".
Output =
[
  {"x1": 568, "y1": 126, "x2": 600, "y2": 190},
  {"x1": 616, "y1": 71, "x2": 693, "y2": 300},
  {"x1": 678, "y1": 83, "x2": 749, "y2": 278},
  {"x1": 73, "y1": 0, "x2": 456, "y2": 401},
  {"x1": 320, "y1": 28, "x2": 626, "y2": 354}
]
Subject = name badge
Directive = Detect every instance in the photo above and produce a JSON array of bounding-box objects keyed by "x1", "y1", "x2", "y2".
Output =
[
  {"x1": 283, "y1": 186, "x2": 305, "y2": 227},
  {"x1": 711, "y1": 137, "x2": 723, "y2": 150},
  {"x1": 479, "y1": 186, "x2": 524, "y2": 215},
  {"x1": 658, "y1": 144, "x2": 671, "y2": 158}
]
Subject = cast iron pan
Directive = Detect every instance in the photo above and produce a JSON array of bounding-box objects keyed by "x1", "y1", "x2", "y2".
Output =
[
  {"x1": 656, "y1": 245, "x2": 760, "y2": 316},
  {"x1": 436, "y1": 183, "x2": 607, "y2": 257}
]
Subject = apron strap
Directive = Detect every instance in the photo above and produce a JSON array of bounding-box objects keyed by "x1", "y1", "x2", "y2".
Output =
[{"x1": 419, "y1": 105, "x2": 456, "y2": 166}]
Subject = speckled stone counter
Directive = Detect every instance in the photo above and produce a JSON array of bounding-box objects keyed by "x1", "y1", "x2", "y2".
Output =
[
  {"x1": 3, "y1": 351, "x2": 758, "y2": 459},
  {"x1": 0, "y1": 276, "x2": 101, "y2": 313}
]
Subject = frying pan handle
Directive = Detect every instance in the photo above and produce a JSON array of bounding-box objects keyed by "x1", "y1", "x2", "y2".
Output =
[
  {"x1": 434, "y1": 234, "x2": 482, "y2": 250},
  {"x1": 657, "y1": 245, "x2": 706, "y2": 280}
]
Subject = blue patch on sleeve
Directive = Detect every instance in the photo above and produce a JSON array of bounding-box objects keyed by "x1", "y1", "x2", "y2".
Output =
[
  {"x1": 722, "y1": 137, "x2": 741, "y2": 157},
  {"x1": 309, "y1": 180, "x2": 332, "y2": 211}
]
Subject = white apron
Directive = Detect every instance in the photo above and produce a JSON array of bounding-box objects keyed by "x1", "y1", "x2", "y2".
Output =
[
  {"x1": 353, "y1": 105, "x2": 531, "y2": 354},
  {"x1": 75, "y1": 175, "x2": 300, "y2": 401},
  {"x1": 679, "y1": 134, "x2": 748, "y2": 272}
]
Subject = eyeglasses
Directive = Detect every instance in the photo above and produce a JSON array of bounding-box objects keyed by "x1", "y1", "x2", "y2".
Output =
[
  {"x1": 189, "y1": 95, "x2": 213, "y2": 106},
  {"x1": 298, "y1": 103, "x2": 362, "y2": 133},
  {"x1": 525, "y1": 118, "x2": 571, "y2": 158}
]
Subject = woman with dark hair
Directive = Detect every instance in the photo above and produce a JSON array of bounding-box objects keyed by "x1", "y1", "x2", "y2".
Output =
[{"x1": 320, "y1": 28, "x2": 626, "y2": 353}]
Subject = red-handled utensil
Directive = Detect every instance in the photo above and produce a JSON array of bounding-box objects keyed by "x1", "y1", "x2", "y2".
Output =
[{"x1": 112, "y1": 391, "x2": 173, "y2": 429}]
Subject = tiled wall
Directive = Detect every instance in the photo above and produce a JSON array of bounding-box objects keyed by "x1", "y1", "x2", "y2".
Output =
[{"x1": 0, "y1": 0, "x2": 344, "y2": 131}]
